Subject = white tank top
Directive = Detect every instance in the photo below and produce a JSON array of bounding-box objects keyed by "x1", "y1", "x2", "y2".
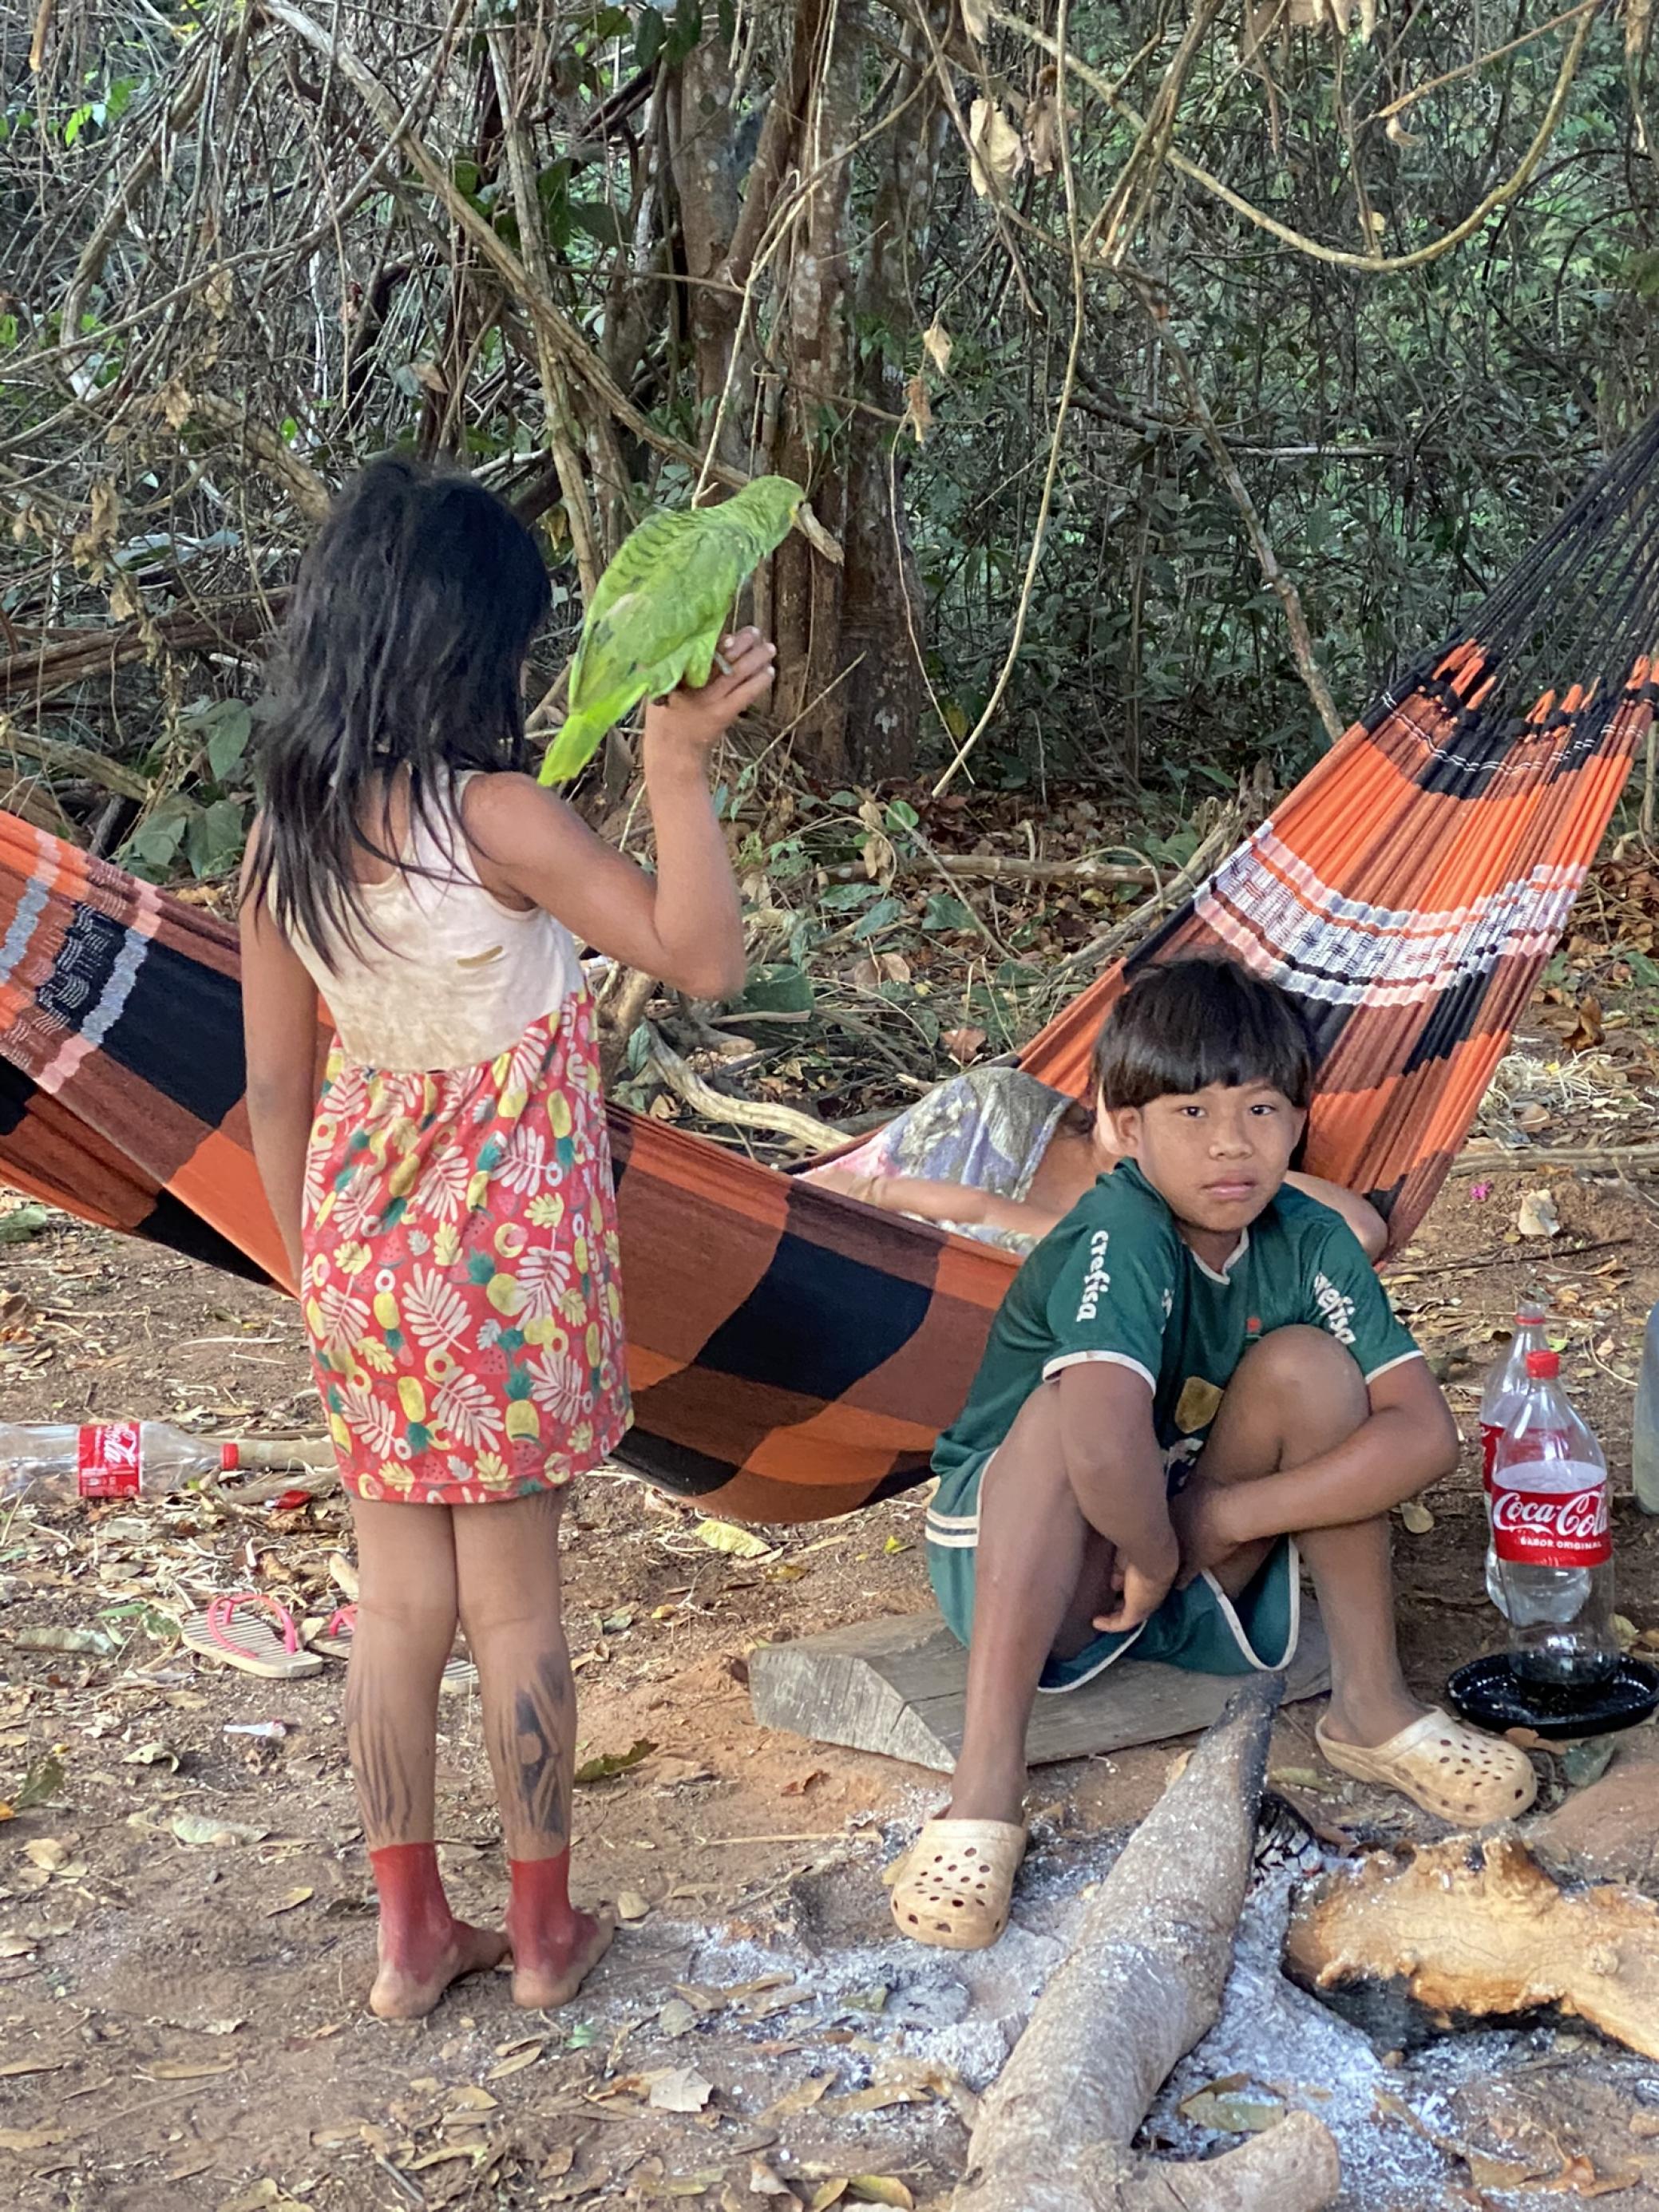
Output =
[{"x1": 286, "y1": 777, "x2": 580, "y2": 1074}]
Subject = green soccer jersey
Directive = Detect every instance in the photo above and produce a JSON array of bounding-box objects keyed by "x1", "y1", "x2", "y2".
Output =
[{"x1": 932, "y1": 1159, "x2": 1422, "y2": 1482}]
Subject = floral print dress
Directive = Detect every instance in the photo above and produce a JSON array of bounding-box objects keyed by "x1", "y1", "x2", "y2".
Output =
[{"x1": 302, "y1": 985, "x2": 629, "y2": 1504}]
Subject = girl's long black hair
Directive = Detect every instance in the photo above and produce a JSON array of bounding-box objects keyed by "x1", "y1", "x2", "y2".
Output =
[{"x1": 246, "y1": 455, "x2": 551, "y2": 967}]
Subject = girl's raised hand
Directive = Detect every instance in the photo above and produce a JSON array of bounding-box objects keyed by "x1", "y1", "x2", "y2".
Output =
[{"x1": 645, "y1": 627, "x2": 777, "y2": 755}]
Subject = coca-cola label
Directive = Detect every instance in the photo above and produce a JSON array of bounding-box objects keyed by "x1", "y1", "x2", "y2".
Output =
[
  {"x1": 1491, "y1": 1459, "x2": 1610, "y2": 1567},
  {"x1": 77, "y1": 1423, "x2": 141, "y2": 1500}
]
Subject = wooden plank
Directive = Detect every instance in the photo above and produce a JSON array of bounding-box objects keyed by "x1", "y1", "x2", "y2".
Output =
[{"x1": 749, "y1": 1606, "x2": 1331, "y2": 1772}]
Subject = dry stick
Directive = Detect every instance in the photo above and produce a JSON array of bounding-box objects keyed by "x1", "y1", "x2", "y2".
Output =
[
  {"x1": 57, "y1": 42, "x2": 218, "y2": 396},
  {"x1": 999, "y1": 2, "x2": 1595, "y2": 279},
  {"x1": 1, "y1": 598, "x2": 283, "y2": 706},
  {"x1": 262, "y1": 0, "x2": 841, "y2": 569},
  {"x1": 954, "y1": 1676, "x2": 1339, "y2": 2212},
  {"x1": 173, "y1": 394, "x2": 332, "y2": 524},
  {"x1": 1154, "y1": 322, "x2": 1345, "y2": 746},
  {"x1": 1387, "y1": 1233, "x2": 1633, "y2": 1281},
  {"x1": 18, "y1": 7, "x2": 458, "y2": 394},
  {"x1": 599, "y1": 964, "x2": 661, "y2": 1090},
  {"x1": 826, "y1": 853, "x2": 1158, "y2": 886},
  {"x1": 1050, "y1": 806, "x2": 1241, "y2": 980},
  {"x1": 0, "y1": 708, "x2": 151, "y2": 803},
  {"x1": 1448, "y1": 1144, "x2": 1659, "y2": 1174},
  {"x1": 488, "y1": 30, "x2": 602, "y2": 607},
  {"x1": 1364, "y1": 0, "x2": 1599, "y2": 126},
  {"x1": 643, "y1": 1024, "x2": 845, "y2": 1151}
]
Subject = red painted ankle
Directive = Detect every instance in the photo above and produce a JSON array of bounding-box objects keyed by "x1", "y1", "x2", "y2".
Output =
[
  {"x1": 506, "y1": 1850, "x2": 580, "y2": 1966},
  {"x1": 370, "y1": 1842, "x2": 457, "y2": 1965}
]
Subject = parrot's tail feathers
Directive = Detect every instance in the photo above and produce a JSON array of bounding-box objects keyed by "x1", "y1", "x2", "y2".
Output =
[{"x1": 537, "y1": 706, "x2": 608, "y2": 785}]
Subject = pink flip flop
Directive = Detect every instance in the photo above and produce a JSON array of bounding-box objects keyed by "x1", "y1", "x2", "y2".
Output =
[
  {"x1": 309, "y1": 1605, "x2": 478, "y2": 1696},
  {"x1": 180, "y1": 1593, "x2": 324, "y2": 1680}
]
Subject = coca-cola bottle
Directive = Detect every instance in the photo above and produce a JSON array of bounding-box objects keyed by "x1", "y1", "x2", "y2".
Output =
[
  {"x1": 1479, "y1": 1300, "x2": 1550, "y2": 1614},
  {"x1": 1491, "y1": 1350, "x2": 1617, "y2": 1693},
  {"x1": 0, "y1": 1423, "x2": 242, "y2": 1504}
]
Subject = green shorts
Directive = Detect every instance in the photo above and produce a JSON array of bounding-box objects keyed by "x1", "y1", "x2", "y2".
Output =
[{"x1": 925, "y1": 1449, "x2": 1301, "y2": 1693}]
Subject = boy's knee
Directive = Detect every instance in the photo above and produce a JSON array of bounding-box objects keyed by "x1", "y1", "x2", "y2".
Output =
[{"x1": 1239, "y1": 1324, "x2": 1367, "y2": 1419}]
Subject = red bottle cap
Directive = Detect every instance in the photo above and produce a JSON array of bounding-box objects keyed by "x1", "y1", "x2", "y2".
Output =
[{"x1": 1526, "y1": 1349, "x2": 1559, "y2": 1380}]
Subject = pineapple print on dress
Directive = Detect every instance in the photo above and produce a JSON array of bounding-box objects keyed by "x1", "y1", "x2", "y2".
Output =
[{"x1": 303, "y1": 986, "x2": 629, "y2": 1506}]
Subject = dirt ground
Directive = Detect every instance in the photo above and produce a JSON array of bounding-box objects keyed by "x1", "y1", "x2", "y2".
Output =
[{"x1": 6, "y1": 1043, "x2": 1659, "y2": 2207}]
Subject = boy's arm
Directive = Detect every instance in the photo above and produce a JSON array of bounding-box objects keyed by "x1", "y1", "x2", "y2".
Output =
[
  {"x1": 1180, "y1": 1356, "x2": 1457, "y2": 1577},
  {"x1": 1052, "y1": 1361, "x2": 1179, "y2": 1632}
]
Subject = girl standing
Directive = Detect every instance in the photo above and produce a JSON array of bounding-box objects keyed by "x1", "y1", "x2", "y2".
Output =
[{"x1": 241, "y1": 457, "x2": 767, "y2": 2018}]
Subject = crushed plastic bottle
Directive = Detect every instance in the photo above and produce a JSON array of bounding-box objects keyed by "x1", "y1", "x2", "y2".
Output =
[{"x1": 0, "y1": 1423, "x2": 239, "y2": 1504}]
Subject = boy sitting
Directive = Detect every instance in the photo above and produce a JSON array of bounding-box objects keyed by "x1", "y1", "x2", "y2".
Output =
[{"x1": 888, "y1": 957, "x2": 1534, "y2": 1952}]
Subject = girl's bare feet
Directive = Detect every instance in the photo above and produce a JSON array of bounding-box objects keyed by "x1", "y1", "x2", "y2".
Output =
[
  {"x1": 370, "y1": 1915, "x2": 509, "y2": 2021},
  {"x1": 505, "y1": 1850, "x2": 615, "y2": 2008},
  {"x1": 366, "y1": 1842, "x2": 508, "y2": 2020},
  {"x1": 508, "y1": 1903, "x2": 615, "y2": 2010}
]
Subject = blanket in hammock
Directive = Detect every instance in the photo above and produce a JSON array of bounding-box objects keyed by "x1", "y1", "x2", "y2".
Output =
[{"x1": 2, "y1": 414, "x2": 1656, "y2": 1521}]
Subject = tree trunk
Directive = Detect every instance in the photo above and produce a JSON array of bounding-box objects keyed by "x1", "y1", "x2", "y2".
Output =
[
  {"x1": 835, "y1": 2, "x2": 952, "y2": 782},
  {"x1": 669, "y1": 35, "x2": 748, "y2": 475},
  {"x1": 954, "y1": 1676, "x2": 1340, "y2": 2212},
  {"x1": 768, "y1": 0, "x2": 948, "y2": 782}
]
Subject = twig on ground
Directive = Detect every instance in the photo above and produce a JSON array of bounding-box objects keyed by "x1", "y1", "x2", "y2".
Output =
[
  {"x1": 1049, "y1": 807, "x2": 1240, "y2": 981},
  {"x1": 1386, "y1": 1235, "x2": 1633, "y2": 1281},
  {"x1": 644, "y1": 1024, "x2": 845, "y2": 1150},
  {"x1": 826, "y1": 853, "x2": 1158, "y2": 887},
  {"x1": 1449, "y1": 1145, "x2": 1659, "y2": 1174}
]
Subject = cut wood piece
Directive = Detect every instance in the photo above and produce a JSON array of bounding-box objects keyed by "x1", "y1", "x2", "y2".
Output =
[
  {"x1": 749, "y1": 1605, "x2": 1330, "y2": 1771},
  {"x1": 954, "y1": 1675, "x2": 1340, "y2": 2212},
  {"x1": 1285, "y1": 1832, "x2": 1659, "y2": 2060}
]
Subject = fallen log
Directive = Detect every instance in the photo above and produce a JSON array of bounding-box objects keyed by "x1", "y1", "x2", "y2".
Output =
[
  {"x1": 1285, "y1": 1832, "x2": 1659, "y2": 2061},
  {"x1": 953, "y1": 1674, "x2": 1340, "y2": 2212}
]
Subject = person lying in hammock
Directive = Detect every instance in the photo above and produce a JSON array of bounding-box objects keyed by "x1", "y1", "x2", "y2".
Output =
[
  {"x1": 806, "y1": 1058, "x2": 1386, "y2": 1262},
  {"x1": 882, "y1": 956, "x2": 1536, "y2": 1954}
]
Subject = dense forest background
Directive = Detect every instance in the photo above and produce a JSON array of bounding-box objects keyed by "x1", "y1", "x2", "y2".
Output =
[{"x1": 2, "y1": 0, "x2": 1656, "y2": 887}]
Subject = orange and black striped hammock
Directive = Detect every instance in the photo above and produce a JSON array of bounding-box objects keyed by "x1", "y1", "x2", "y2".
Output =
[{"x1": 1, "y1": 417, "x2": 1655, "y2": 1521}]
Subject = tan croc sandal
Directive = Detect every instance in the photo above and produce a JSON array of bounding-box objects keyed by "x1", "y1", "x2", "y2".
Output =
[
  {"x1": 1317, "y1": 1707, "x2": 1537, "y2": 1826},
  {"x1": 885, "y1": 1818, "x2": 1027, "y2": 1949}
]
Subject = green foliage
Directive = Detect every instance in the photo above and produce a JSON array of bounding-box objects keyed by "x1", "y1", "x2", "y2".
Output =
[{"x1": 122, "y1": 698, "x2": 254, "y2": 884}]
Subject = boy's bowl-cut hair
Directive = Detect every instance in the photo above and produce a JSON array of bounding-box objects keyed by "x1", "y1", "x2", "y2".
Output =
[{"x1": 1092, "y1": 958, "x2": 1316, "y2": 1112}]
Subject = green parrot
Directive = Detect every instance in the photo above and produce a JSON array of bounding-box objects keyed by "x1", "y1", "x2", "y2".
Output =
[{"x1": 537, "y1": 475, "x2": 806, "y2": 784}]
